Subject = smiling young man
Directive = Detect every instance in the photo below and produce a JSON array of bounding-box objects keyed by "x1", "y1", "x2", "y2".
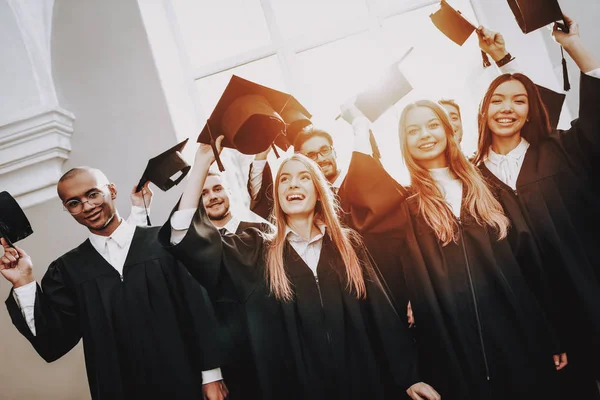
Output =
[{"x1": 1, "y1": 167, "x2": 227, "y2": 400}]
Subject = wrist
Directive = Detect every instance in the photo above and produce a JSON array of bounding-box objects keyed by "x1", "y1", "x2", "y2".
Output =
[
  {"x1": 490, "y1": 49, "x2": 509, "y2": 63},
  {"x1": 14, "y1": 274, "x2": 35, "y2": 288}
]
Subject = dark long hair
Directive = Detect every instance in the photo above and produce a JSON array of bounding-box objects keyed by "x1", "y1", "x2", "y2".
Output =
[{"x1": 474, "y1": 73, "x2": 552, "y2": 165}]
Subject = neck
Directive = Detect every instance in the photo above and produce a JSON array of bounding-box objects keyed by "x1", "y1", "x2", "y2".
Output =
[
  {"x1": 210, "y1": 212, "x2": 232, "y2": 229},
  {"x1": 90, "y1": 212, "x2": 122, "y2": 237},
  {"x1": 286, "y1": 213, "x2": 319, "y2": 241},
  {"x1": 419, "y1": 157, "x2": 447, "y2": 170},
  {"x1": 491, "y1": 133, "x2": 521, "y2": 155},
  {"x1": 328, "y1": 169, "x2": 341, "y2": 185}
]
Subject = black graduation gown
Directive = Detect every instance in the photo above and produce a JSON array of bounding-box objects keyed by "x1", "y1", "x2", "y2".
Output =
[
  {"x1": 213, "y1": 221, "x2": 266, "y2": 399},
  {"x1": 5, "y1": 226, "x2": 222, "y2": 400},
  {"x1": 337, "y1": 152, "x2": 410, "y2": 310},
  {"x1": 479, "y1": 73, "x2": 600, "y2": 376},
  {"x1": 398, "y1": 193, "x2": 561, "y2": 400},
  {"x1": 159, "y1": 205, "x2": 420, "y2": 400}
]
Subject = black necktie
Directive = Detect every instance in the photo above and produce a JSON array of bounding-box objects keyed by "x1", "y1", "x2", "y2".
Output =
[{"x1": 218, "y1": 228, "x2": 228, "y2": 236}]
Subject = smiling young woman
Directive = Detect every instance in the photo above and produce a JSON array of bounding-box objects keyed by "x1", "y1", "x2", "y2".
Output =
[{"x1": 475, "y1": 16, "x2": 600, "y2": 399}]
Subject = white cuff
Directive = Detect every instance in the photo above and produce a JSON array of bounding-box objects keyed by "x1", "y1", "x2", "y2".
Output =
[
  {"x1": 13, "y1": 281, "x2": 37, "y2": 336},
  {"x1": 201, "y1": 367, "x2": 223, "y2": 384},
  {"x1": 352, "y1": 116, "x2": 372, "y2": 155},
  {"x1": 13, "y1": 281, "x2": 37, "y2": 307},
  {"x1": 585, "y1": 67, "x2": 600, "y2": 79},
  {"x1": 170, "y1": 209, "x2": 197, "y2": 245},
  {"x1": 249, "y1": 160, "x2": 267, "y2": 200},
  {"x1": 127, "y1": 206, "x2": 150, "y2": 227}
]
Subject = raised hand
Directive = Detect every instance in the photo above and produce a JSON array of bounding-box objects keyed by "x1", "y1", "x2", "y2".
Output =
[
  {"x1": 0, "y1": 238, "x2": 35, "y2": 288},
  {"x1": 130, "y1": 181, "x2": 153, "y2": 208},
  {"x1": 202, "y1": 380, "x2": 229, "y2": 400},
  {"x1": 477, "y1": 26, "x2": 508, "y2": 62},
  {"x1": 195, "y1": 135, "x2": 225, "y2": 167}
]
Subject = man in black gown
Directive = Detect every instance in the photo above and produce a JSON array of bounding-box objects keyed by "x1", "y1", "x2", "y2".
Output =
[{"x1": 1, "y1": 167, "x2": 226, "y2": 400}]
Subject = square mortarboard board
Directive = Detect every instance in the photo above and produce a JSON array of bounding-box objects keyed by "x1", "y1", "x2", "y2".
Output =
[
  {"x1": 0, "y1": 191, "x2": 33, "y2": 249},
  {"x1": 536, "y1": 84, "x2": 566, "y2": 131},
  {"x1": 430, "y1": 0, "x2": 476, "y2": 46},
  {"x1": 353, "y1": 60, "x2": 413, "y2": 122},
  {"x1": 197, "y1": 75, "x2": 311, "y2": 156},
  {"x1": 507, "y1": 0, "x2": 566, "y2": 34},
  {"x1": 136, "y1": 138, "x2": 191, "y2": 193},
  {"x1": 273, "y1": 108, "x2": 313, "y2": 151}
]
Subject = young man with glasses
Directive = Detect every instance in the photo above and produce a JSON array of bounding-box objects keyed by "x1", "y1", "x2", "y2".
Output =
[{"x1": 1, "y1": 167, "x2": 227, "y2": 400}]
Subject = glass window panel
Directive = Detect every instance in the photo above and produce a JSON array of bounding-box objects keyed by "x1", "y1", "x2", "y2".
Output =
[
  {"x1": 172, "y1": 0, "x2": 272, "y2": 68},
  {"x1": 195, "y1": 55, "x2": 286, "y2": 119},
  {"x1": 270, "y1": 0, "x2": 369, "y2": 40},
  {"x1": 380, "y1": 0, "x2": 484, "y2": 157}
]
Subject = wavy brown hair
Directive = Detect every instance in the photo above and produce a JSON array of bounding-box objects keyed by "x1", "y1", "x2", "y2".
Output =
[
  {"x1": 398, "y1": 100, "x2": 510, "y2": 245},
  {"x1": 263, "y1": 154, "x2": 367, "y2": 301},
  {"x1": 473, "y1": 73, "x2": 552, "y2": 165}
]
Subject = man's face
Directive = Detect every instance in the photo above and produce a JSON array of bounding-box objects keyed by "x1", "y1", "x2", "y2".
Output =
[
  {"x1": 202, "y1": 175, "x2": 231, "y2": 221},
  {"x1": 58, "y1": 171, "x2": 117, "y2": 233},
  {"x1": 298, "y1": 136, "x2": 338, "y2": 182},
  {"x1": 442, "y1": 103, "x2": 464, "y2": 144}
]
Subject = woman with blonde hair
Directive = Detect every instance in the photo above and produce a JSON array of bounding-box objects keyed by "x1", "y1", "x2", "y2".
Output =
[
  {"x1": 159, "y1": 136, "x2": 439, "y2": 400},
  {"x1": 396, "y1": 99, "x2": 564, "y2": 399}
]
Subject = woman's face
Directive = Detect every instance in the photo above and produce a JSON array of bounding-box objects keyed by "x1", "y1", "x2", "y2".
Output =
[
  {"x1": 277, "y1": 160, "x2": 318, "y2": 219},
  {"x1": 487, "y1": 79, "x2": 530, "y2": 139},
  {"x1": 404, "y1": 106, "x2": 448, "y2": 169}
]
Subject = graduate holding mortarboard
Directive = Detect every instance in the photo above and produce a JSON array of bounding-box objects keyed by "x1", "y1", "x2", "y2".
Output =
[
  {"x1": 474, "y1": 10, "x2": 600, "y2": 399},
  {"x1": 1, "y1": 158, "x2": 228, "y2": 400}
]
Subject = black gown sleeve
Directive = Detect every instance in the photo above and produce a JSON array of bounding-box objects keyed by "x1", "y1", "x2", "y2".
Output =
[
  {"x1": 248, "y1": 162, "x2": 274, "y2": 221},
  {"x1": 358, "y1": 244, "x2": 420, "y2": 391},
  {"x1": 552, "y1": 72, "x2": 600, "y2": 171},
  {"x1": 5, "y1": 261, "x2": 81, "y2": 363},
  {"x1": 159, "y1": 200, "x2": 266, "y2": 302}
]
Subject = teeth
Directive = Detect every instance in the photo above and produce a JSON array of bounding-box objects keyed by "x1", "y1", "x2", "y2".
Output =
[
  {"x1": 420, "y1": 143, "x2": 435, "y2": 149},
  {"x1": 497, "y1": 118, "x2": 515, "y2": 123},
  {"x1": 287, "y1": 194, "x2": 304, "y2": 201}
]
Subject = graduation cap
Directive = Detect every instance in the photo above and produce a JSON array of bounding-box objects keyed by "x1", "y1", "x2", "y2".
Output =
[
  {"x1": 135, "y1": 139, "x2": 191, "y2": 225},
  {"x1": 0, "y1": 191, "x2": 33, "y2": 258},
  {"x1": 430, "y1": 0, "x2": 491, "y2": 68},
  {"x1": 273, "y1": 109, "x2": 313, "y2": 152},
  {"x1": 506, "y1": 0, "x2": 571, "y2": 91},
  {"x1": 536, "y1": 84, "x2": 566, "y2": 130},
  {"x1": 198, "y1": 75, "x2": 311, "y2": 171}
]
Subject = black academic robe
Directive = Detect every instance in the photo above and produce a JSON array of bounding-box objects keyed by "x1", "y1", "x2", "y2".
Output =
[
  {"x1": 398, "y1": 193, "x2": 561, "y2": 400},
  {"x1": 479, "y1": 72, "x2": 600, "y2": 387},
  {"x1": 213, "y1": 221, "x2": 266, "y2": 399},
  {"x1": 159, "y1": 205, "x2": 420, "y2": 400},
  {"x1": 5, "y1": 226, "x2": 222, "y2": 400}
]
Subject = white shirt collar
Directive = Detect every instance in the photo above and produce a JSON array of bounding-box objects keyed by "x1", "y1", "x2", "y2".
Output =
[
  {"x1": 486, "y1": 137, "x2": 530, "y2": 166},
  {"x1": 285, "y1": 223, "x2": 327, "y2": 244},
  {"x1": 221, "y1": 216, "x2": 241, "y2": 234},
  {"x1": 89, "y1": 217, "x2": 136, "y2": 253}
]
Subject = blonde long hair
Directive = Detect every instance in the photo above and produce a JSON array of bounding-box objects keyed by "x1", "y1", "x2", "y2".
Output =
[
  {"x1": 264, "y1": 154, "x2": 367, "y2": 302},
  {"x1": 398, "y1": 100, "x2": 510, "y2": 245}
]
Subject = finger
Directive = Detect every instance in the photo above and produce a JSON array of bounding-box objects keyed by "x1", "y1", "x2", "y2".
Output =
[
  {"x1": 408, "y1": 391, "x2": 424, "y2": 400},
  {"x1": 14, "y1": 246, "x2": 27, "y2": 259},
  {"x1": 562, "y1": 14, "x2": 573, "y2": 25},
  {"x1": 0, "y1": 237, "x2": 9, "y2": 248}
]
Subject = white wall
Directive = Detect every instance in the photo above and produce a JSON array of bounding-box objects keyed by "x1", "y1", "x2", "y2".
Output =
[{"x1": 0, "y1": 0, "x2": 184, "y2": 398}]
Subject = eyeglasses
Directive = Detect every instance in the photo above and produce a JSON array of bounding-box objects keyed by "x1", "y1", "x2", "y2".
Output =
[
  {"x1": 63, "y1": 186, "x2": 109, "y2": 215},
  {"x1": 304, "y1": 145, "x2": 333, "y2": 161}
]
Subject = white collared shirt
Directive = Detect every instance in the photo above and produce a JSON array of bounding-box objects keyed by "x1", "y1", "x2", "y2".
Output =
[
  {"x1": 429, "y1": 167, "x2": 463, "y2": 218},
  {"x1": 484, "y1": 138, "x2": 530, "y2": 190},
  {"x1": 285, "y1": 224, "x2": 327, "y2": 276}
]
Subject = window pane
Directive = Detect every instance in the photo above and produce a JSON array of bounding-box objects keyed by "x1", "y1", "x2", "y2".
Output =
[
  {"x1": 172, "y1": 0, "x2": 272, "y2": 68},
  {"x1": 270, "y1": 0, "x2": 369, "y2": 40},
  {"x1": 195, "y1": 55, "x2": 286, "y2": 119}
]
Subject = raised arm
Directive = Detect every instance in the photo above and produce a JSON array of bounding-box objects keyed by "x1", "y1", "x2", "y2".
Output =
[
  {"x1": 247, "y1": 149, "x2": 274, "y2": 221},
  {"x1": 2, "y1": 241, "x2": 81, "y2": 363}
]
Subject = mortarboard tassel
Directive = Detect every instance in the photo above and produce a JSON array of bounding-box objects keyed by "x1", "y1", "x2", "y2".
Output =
[
  {"x1": 560, "y1": 47, "x2": 570, "y2": 91},
  {"x1": 481, "y1": 50, "x2": 491, "y2": 68}
]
